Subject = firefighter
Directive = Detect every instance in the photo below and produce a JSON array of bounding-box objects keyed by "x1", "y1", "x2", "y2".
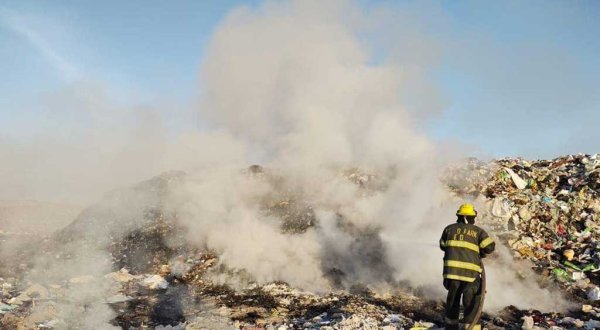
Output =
[{"x1": 439, "y1": 203, "x2": 495, "y2": 330}]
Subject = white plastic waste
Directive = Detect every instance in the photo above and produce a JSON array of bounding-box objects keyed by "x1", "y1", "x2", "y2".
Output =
[
  {"x1": 104, "y1": 268, "x2": 138, "y2": 283},
  {"x1": 587, "y1": 286, "x2": 600, "y2": 301},
  {"x1": 106, "y1": 294, "x2": 133, "y2": 304},
  {"x1": 142, "y1": 275, "x2": 168, "y2": 290},
  {"x1": 505, "y1": 167, "x2": 527, "y2": 189},
  {"x1": 505, "y1": 168, "x2": 527, "y2": 189},
  {"x1": 491, "y1": 197, "x2": 512, "y2": 219},
  {"x1": 586, "y1": 320, "x2": 600, "y2": 329},
  {"x1": 522, "y1": 316, "x2": 534, "y2": 330}
]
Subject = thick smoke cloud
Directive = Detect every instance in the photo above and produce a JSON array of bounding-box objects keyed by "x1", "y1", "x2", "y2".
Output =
[
  {"x1": 0, "y1": 1, "x2": 573, "y2": 327},
  {"x1": 172, "y1": 0, "x2": 570, "y2": 311}
]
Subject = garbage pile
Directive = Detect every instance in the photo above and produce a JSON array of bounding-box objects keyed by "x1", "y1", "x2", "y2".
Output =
[
  {"x1": 3, "y1": 155, "x2": 600, "y2": 329},
  {"x1": 446, "y1": 154, "x2": 600, "y2": 301},
  {"x1": 0, "y1": 261, "x2": 446, "y2": 329},
  {"x1": 1, "y1": 256, "x2": 598, "y2": 329}
]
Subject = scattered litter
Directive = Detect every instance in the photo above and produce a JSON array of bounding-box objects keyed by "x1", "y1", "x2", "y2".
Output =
[
  {"x1": 0, "y1": 303, "x2": 15, "y2": 313},
  {"x1": 587, "y1": 286, "x2": 600, "y2": 301},
  {"x1": 522, "y1": 315, "x2": 534, "y2": 329},
  {"x1": 563, "y1": 249, "x2": 575, "y2": 261},
  {"x1": 105, "y1": 294, "x2": 133, "y2": 304},
  {"x1": 141, "y1": 275, "x2": 168, "y2": 290},
  {"x1": 104, "y1": 268, "x2": 137, "y2": 282},
  {"x1": 37, "y1": 319, "x2": 61, "y2": 329},
  {"x1": 10, "y1": 283, "x2": 49, "y2": 305},
  {"x1": 505, "y1": 167, "x2": 527, "y2": 189},
  {"x1": 3, "y1": 156, "x2": 600, "y2": 328}
]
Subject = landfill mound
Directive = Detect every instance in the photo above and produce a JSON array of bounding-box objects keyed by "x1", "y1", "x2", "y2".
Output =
[
  {"x1": 445, "y1": 155, "x2": 600, "y2": 299},
  {"x1": 2, "y1": 155, "x2": 600, "y2": 329}
]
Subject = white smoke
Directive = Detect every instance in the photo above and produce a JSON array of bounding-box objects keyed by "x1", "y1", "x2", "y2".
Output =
[
  {"x1": 170, "y1": 0, "x2": 570, "y2": 311},
  {"x1": 0, "y1": 1, "x2": 573, "y2": 328},
  {"x1": 177, "y1": 0, "x2": 442, "y2": 289}
]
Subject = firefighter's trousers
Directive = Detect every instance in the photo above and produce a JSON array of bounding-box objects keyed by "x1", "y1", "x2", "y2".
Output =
[{"x1": 444, "y1": 277, "x2": 481, "y2": 330}]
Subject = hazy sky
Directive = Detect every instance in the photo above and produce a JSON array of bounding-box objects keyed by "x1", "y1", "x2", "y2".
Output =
[{"x1": 1, "y1": 0, "x2": 599, "y2": 159}]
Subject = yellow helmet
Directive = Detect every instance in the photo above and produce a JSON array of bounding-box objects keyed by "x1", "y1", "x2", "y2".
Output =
[{"x1": 456, "y1": 203, "x2": 477, "y2": 216}]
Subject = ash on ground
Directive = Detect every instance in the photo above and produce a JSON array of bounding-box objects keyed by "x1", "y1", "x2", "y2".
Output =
[{"x1": 3, "y1": 156, "x2": 600, "y2": 329}]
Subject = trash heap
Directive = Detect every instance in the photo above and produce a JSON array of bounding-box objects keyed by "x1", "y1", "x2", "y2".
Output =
[
  {"x1": 0, "y1": 169, "x2": 449, "y2": 329},
  {"x1": 446, "y1": 154, "x2": 600, "y2": 301},
  {"x1": 2, "y1": 253, "x2": 598, "y2": 329},
  {"x1": 0, "y1": 260, "x2": 446, "y2": 329},
  {"x1": 3, "y1": 155, "x2": 600, "y2": 329}
]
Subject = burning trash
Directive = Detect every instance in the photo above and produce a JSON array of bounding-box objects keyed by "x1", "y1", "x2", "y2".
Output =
[{"x1": 0, "y1": 154, "x2": 599, "y2": 329}]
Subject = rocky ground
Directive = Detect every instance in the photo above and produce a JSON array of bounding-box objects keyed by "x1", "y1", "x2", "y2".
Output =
[{"x1": 3, "y1": 155, "x2": 600, "y2": 329}]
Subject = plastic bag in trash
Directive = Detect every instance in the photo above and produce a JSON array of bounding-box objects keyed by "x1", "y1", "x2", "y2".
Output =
[
  {"x1": 587, "y1": 286, "x2": 600, "y2": 301},
  {"x1": 491, "y1": 197, "x2": 512, "y2": 218},
  {"x1": 505, "y1": 168, "x2": 527, "y2": 190}
]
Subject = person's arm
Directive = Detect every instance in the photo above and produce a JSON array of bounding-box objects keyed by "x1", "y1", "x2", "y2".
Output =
[
  {"x1": 439, "y1": 227, "x2": 448, "y2": 251},
  {"x1": 479, "y1": 229, "x2": 495, "y2": 257}
]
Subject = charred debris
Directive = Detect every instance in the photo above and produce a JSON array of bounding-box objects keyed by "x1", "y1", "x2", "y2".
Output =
[{"x1": 3, "y1": 155, "x2": 600, "y2": 329}]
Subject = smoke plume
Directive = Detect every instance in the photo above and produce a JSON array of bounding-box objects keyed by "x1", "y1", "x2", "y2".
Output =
[{"x1": 0, "y1": 1, "x2": 573, "y2": 327}]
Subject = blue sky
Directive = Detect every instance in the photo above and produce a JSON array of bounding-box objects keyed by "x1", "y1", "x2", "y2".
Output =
[{"x1": 1, "y1": 0, "x2": 599, "y2": 159}]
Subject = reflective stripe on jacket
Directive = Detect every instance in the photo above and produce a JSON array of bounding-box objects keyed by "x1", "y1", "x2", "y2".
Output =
[{"x1": 439, "y1": 221, "x2": 495, "y2": 282}]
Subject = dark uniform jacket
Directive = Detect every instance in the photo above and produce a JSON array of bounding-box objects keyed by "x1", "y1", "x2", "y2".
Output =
[{"x1": 439, "y1": 220, "x2": 495, "y2": 282}]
